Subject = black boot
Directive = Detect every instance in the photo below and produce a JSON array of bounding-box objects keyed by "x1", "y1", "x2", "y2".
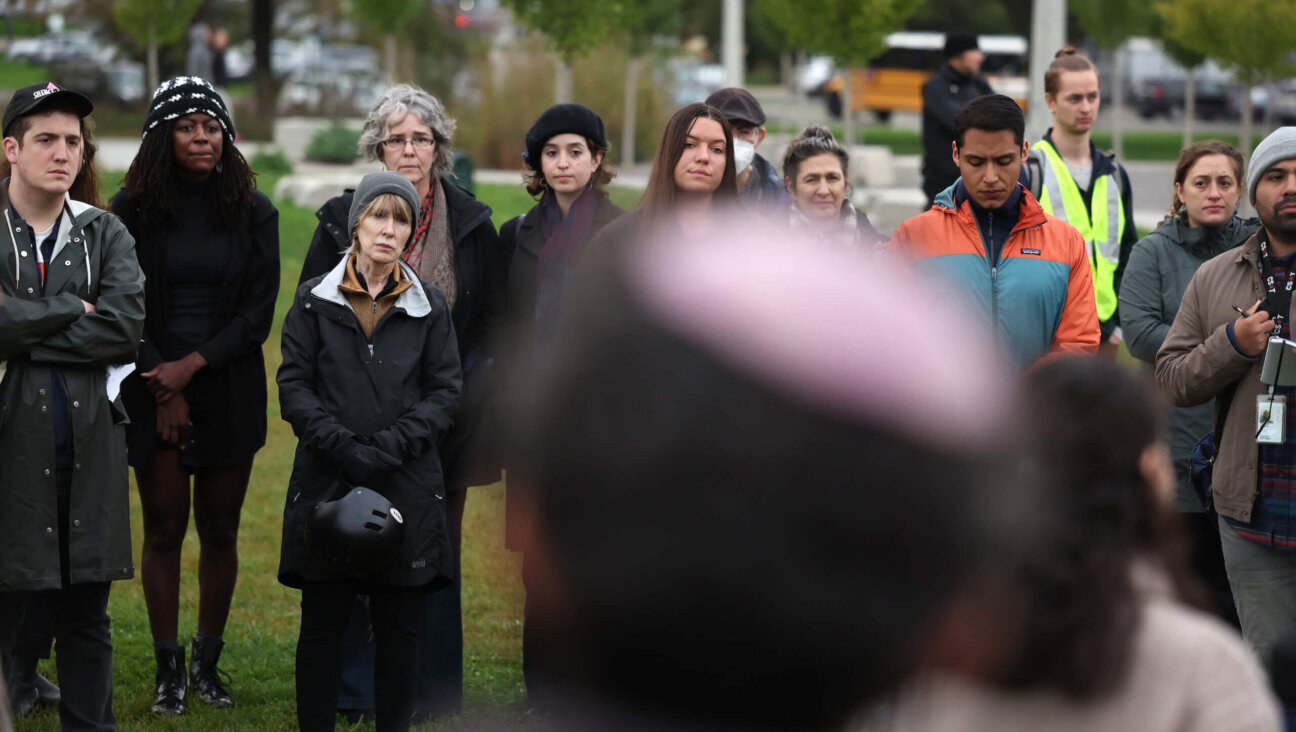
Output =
[
  {"x1": 6, "y1": 654, "x2": 58, "y2": 718},
  {"x1": 151, "y1": 645, "x2": 187, "y2": 716},
  {"x1": 189, "y1": 634, "x2": 234, "y2": 708}
]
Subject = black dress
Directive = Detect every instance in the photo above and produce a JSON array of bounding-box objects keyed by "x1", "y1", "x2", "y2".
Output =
[{"x1": 111, "y1": 180, "x2": 280, "y2": 470}]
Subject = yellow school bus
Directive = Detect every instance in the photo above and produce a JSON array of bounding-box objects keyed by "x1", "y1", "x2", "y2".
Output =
[{"x1": 822, "y1": 32, "x2": 1030, "y2": 120}]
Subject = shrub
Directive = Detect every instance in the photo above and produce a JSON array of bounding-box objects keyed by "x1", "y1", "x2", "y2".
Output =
[
  {"x1": 251, "y1": 147, "x2": 294, "y2": 176},
  {"x1": 305, "y1": 122, "x2": 361, "y2": 164}
]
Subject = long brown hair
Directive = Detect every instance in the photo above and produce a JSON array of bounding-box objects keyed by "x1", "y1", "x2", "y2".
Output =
[
  {"x1": 1044, "y1": 45, "x2": 1097, "y2": 98},
  {"x1": 638, "y1": 103, "x2": 738, "y2": 221},
  {"x1": 1168, "y1": 140, "x2": 1245, "y2": 221},
  {"x1": 0, "y1": 103, "x2": 104, "y2": 209}
]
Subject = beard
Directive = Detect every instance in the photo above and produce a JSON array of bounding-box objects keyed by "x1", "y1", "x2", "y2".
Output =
[{"x1": 1261, "y1": 195, "x2": 1296, "y2": 243}]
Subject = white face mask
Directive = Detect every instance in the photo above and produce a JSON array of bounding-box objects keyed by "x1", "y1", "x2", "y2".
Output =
[{"x1": 733, "y1": 139, "x2": 756, "y2": 175}]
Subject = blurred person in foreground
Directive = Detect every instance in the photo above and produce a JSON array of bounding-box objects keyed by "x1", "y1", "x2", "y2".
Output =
[
  {"x1": 890, "y1": 94, "x2": 1099, "y2": 369},
  {"x1": 1157, "y1": 127, "x2": 1296, "y2": 665},
  {"x1": 781, "y1": 124, "x2": 883, "y2": 250},
  {"x1": 0, "y1": 82, "x2": 146, "y2": 731},
  {"x1": 861, "y1": 357, "x2": 1280, "y2": 732},
  {"x1": 1119, "y1": 140, "x2": 1257, "y2": 627},
  {"x1": 507, "y1": 213, "x2": 1036, "y2": 731}
]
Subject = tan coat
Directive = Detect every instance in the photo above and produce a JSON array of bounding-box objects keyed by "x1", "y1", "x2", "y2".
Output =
[{"x1": 1155, "y1": 232, "x2": 1276, "y2": 522}]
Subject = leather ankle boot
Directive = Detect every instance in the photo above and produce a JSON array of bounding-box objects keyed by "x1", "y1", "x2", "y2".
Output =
[
  {"x1": 189, "y1": 634, "x2": 233, "y2": 708},
  {"x1": 151, "y1": 645, "x2": 186, "y2": 716}
]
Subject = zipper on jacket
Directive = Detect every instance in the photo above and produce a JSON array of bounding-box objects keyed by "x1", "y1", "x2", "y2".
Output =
[{"x1": 367, "y1": 343, "x2": 374, "y2": 357}]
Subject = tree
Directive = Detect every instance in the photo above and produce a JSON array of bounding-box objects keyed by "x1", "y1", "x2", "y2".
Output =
[
  {"x1": 758, "y1": 0, "x2": 922, "y2": 146},
  {"x1": 1160, "y1": 35, "x2": 1207, "y2": 149},
  {"x1": 501, "y1": 0, "x2": 611, "y2": 103},
  {"x1": 351, "y1": 0, "x2": 422, "y2": 83},
  {"x1": 1071, "y1": 0, "x2": 1157, "y2": 160},
  {"x1": 1158, "y1": 0, "x2": 1296, "y2": 155},
  {"x1": 613, "y1": 0, "x2": 683, "y2": 166},
  {"x1": 112, "y1": 0, "x2": 203, "y2": 93},
  {"x1": 252, "y1": 0, "x2": 274, "y2": 120}
]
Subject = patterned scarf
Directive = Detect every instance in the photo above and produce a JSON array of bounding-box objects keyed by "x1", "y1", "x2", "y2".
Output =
[{"x1": 401, "y1": 178, "x2": 456, "y2": 308}]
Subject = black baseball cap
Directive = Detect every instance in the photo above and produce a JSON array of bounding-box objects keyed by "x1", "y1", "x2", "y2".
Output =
[
  {"x1": 705, "y1": 87, "x2": 766, "y2": 127},
  {"x1": 3, "y1": 82, "x2": 93, "y2": 138}
]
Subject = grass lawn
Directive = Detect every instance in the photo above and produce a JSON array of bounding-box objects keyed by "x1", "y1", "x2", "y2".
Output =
[
  {"x1": 15, "y1": 174, "x2": 564, "y2": 731},
  {"x1": 0, "y1": 59, "x2": 48, "y2": 90}
]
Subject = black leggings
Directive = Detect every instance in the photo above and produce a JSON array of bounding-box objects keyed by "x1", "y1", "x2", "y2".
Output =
[{"x1": 296, "y1": 581, "x2": 421, "y2": 732}]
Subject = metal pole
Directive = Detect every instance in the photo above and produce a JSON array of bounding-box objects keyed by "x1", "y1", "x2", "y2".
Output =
[
  {"x1": 722, "y1": 0, "x2": 744, "y2": 88},
  {"x1": 1026, "y1": 0, "x2": 1067, "y2": 143}
]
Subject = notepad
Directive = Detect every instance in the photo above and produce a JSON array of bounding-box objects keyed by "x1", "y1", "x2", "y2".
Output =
[{"x1": 1260, "y1": 337, "x2": 1296, "y2": 386}]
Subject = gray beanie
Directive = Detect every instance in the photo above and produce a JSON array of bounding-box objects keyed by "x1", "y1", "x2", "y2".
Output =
[
  {"x1": 1248, "y1": 127, "x2": 1296, "y2": 204},
  {"x1": 348, "y1": 171, "x2": 421, "y2": 239}
]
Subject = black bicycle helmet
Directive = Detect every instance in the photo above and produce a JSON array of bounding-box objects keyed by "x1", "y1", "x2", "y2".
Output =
[{"x1": 305, "y1": 487, "x2": 405, "y2": 575}]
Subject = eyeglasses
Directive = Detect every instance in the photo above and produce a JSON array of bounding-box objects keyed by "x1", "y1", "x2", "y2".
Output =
[{"x1": 383, "y1": 136, "x2": 435, "y2": 150}]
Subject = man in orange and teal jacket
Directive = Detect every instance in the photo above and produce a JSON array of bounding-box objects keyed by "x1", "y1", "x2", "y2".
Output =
[{"x1": 889, "y1": 94, "x2": 1100, "y2": 369}]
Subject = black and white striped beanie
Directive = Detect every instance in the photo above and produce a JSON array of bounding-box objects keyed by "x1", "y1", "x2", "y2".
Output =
[{"x1": 142, "y1": 76, "x2": 234, "y2": 140}]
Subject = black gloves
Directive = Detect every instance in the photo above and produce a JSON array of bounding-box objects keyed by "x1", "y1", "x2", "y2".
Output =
[{"x1": 335, "y1": 440, "x2": 401, "y2": 487}]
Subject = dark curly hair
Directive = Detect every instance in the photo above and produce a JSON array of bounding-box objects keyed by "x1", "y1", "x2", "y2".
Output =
[{"x1": 121, "y1": 117, "x2": 256, "y2": 229}]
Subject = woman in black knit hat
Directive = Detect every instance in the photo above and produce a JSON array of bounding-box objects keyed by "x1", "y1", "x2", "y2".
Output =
[
  {"x1": 498, "y1": 102, "x2": 623, "y2": 708},
  {"x1": 110, "y1": 75, "x2": 279, "y2": 716}
]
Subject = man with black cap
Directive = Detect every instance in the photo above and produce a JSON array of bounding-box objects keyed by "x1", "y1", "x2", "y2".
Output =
[
  {"x1": 0, "y1": 82, "x2": 145, "y2": 730},
  {"x1": 705, "y1": 87, "x2": 789, "y2": 210},
  {"x1": 922, "y1": 30, "x2": 993, "y2": 207}
]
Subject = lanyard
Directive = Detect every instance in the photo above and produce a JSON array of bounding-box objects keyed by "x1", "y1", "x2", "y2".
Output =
[{"x1": 1257, "y1": 232, "x2": 1296, "y2": 337}]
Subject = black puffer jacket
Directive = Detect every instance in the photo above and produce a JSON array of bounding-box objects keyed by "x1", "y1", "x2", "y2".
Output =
[
  {"x1": 277, "y1": 257, "x2": 462, "y2": 589},
  {"x1": 299, "y1": 176, "x2": 504, "y2": 490}
]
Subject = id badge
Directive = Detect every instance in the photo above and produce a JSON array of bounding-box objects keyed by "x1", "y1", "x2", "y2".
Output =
[{"x1": 1257, "y1": 394, "x2": 1286, "y2": 444}]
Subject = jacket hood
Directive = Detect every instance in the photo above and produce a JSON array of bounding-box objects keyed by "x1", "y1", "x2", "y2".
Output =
[
  {"x1": 1146, "y1": 214, "x2": 1260, "y2": 261},
  {"x1": 310, "y1": 255, "x2": 433, "y2": 318},
  {"x1": 934, "y1": 179, "x2": 1048, "y2": 229}
]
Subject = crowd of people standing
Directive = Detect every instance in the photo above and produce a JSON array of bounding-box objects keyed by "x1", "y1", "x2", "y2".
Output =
[{"x1": 0, "y1": 25, "x2": 1295, "y2": 732}]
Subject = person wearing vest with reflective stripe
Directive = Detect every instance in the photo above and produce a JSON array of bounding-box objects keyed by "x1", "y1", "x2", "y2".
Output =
[{"x1": 1024, "y1": 47, "x2": 1137, "y2": 358}]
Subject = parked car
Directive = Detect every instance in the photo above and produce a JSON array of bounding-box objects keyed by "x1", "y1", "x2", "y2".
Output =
[
  {"x1": 1269, "y1": 80, "x2": 1296, "y2": 125},
  {"x1": 1136, "y1": 77, "x2": 1236, "y2": 120},
  {"x1": 6, "y1": 30, "x2": 112, "y2": 66}
]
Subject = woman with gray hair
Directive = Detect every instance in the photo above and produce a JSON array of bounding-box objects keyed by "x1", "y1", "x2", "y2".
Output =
[
  {"x1": 298, "y1": 83, "x2": 504, "y2": 722},
  {"x1": 782, "y1": 125, "x2": 883, "y2": 249}
]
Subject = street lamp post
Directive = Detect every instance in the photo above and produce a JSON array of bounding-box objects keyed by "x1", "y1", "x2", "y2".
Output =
[{"x1": 1026, "y1": 0, "x2": 1066, "y2": 144}]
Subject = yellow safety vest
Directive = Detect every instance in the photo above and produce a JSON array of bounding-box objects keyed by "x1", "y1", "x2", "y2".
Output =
[{"x1": 1032, "y1": 140, "x2": 1125, "y2": 323}]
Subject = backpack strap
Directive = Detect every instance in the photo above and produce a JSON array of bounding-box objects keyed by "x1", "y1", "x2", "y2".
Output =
[{"x1": 1024, "y1": 150, "x2": 1044, "y2": 201}]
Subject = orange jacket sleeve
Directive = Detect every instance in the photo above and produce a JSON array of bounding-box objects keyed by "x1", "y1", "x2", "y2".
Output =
[{"x1": 1049, "y1": 225, "x2": 1101, "y2": 356}]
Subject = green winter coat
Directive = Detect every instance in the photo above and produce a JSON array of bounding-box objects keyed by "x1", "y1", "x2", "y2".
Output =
[
  {"x1": 0, "y1": 183, "x2": 145, "y2": 590},
  {"x1": 1119, "y1": 214, "x2": 1259, "y2": 511}
]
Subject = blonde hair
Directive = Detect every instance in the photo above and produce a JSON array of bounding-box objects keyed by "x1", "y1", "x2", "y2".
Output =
[{"x1": 348, "y1": 193, "x2": 414, "y2": 254}]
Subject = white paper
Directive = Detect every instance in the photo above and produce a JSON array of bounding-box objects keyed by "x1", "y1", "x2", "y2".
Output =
[{"x1": 106, "y1": 363, "x2": 135, "y2": 403}]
